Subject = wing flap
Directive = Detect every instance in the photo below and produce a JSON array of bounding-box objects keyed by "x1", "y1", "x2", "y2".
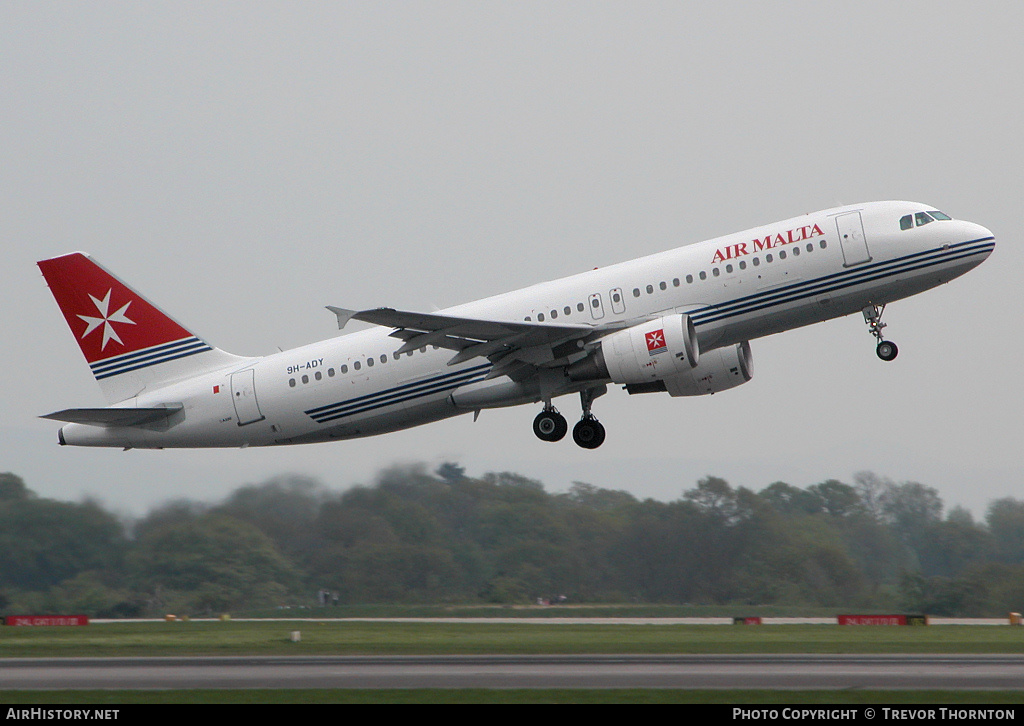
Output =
[{"x1": 327, "y1": 305, "x2": 638, "y2": 371}]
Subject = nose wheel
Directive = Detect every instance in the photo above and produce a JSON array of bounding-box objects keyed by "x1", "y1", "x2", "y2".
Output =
[
  {"x1": 863, "y1": 304, "x2": 898, "y2": 361},
  {"x1": 876, "y1": 340, "x2": 899, "y2": 362}
]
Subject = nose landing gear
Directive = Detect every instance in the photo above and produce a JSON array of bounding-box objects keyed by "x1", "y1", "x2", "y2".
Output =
[{"x1": 863, "y1": 304, "x2": 899, "y2": 361}]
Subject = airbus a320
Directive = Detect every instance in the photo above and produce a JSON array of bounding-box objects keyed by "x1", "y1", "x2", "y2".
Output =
[{"x1": 37, "y1": 201, "x2": 994, "y2": 450}]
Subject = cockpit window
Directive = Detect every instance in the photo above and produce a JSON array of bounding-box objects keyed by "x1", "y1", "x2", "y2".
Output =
[{"x1": 901, "y1": 210, "x2": 953, "y2": 230}]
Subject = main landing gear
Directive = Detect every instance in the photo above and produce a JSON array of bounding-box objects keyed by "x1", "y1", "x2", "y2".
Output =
[
  {"x1": 533, "y1": 406, "x2": 568, "y2": 442},
  {"x1": 533, "y1": 387, "x2": 607, "y2": 449},
  {"x1": 863, "y1": 303, "x2": 898, "y2": 361}
]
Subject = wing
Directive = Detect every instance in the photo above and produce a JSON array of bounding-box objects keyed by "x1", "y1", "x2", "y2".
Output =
[{"x1": 327, "y1": 306, "x2": 628, "y2": 377}]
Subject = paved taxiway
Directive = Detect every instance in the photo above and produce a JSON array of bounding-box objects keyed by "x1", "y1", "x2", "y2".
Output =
[{"x1": 4, "y1": 654, "x2": 1024, "y2": 690}]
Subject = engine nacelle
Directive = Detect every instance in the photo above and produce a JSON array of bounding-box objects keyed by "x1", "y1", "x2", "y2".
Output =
[
  {"x1": 567, "y1": 314, "x2": 699, "y2": 384},
  {"x1": 626, "y1": 341, "x2": 753, "y2": 397}
]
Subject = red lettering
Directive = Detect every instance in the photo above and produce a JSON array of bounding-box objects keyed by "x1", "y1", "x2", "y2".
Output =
[{"x1": 726, "y1": 224, "x2": 824, "y2": 263}]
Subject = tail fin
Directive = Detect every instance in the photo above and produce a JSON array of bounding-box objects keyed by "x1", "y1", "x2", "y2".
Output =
[{"x1": 38, "y1": 252, "x2": 247, "y2": 403}]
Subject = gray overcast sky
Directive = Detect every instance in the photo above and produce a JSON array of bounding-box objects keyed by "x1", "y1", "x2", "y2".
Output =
[{"x1": 2, "y1": 2, "x2": 1021, "y2": 516}]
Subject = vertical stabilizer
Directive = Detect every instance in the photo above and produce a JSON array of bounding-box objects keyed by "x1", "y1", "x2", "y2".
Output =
[{"x1": 38, "y1": 252, "x2": 248, "y2": 403}]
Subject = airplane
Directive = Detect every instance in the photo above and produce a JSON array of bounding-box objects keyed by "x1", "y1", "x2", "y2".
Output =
[{"x1": 37, "y1": 201, "x2": 994, "y2": 450}]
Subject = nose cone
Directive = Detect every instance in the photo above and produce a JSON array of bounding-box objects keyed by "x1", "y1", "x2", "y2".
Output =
[
  {"x1": 959, "y1": 220, "x2": 996, "y2": 265},
  {"x1": 969, "y1": 221, "x2": 995, "y2": 242}
]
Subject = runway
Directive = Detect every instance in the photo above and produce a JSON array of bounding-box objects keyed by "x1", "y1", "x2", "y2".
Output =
[{"x1": 4, "y1": 654, "x2": 1024, "y2": 690}]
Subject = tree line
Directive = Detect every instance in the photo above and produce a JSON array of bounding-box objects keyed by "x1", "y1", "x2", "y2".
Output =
[{"x1": 1, "y1": 466, "x2": 1022, "y2": 617}]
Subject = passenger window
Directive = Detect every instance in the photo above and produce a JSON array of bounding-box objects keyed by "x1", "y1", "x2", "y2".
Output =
[
  {"x1": 646, "y1": 284, "x2": 654, "y2": 294},
  {"x1": 900, "y1": 214, "x2": 913, "y2": 231},
  {"x1": 712, "y1": 268, "x2": 720, "y2": 277},
  {"x1": 289, "y1": 378, "x2": 296, "y2": 388},
  {"x1": 302, "y1": 375, "x2": 309, "y2": 384},
  {"x1": 538, "y1": 313, "x2": 545, "y2": 321},
  {"x1": 315, "y1": 371, "x2": 322, "y2": 381},
  {"x1": 779, "y1": 250, "x2": 786, "y2": 260},
  {"x1": 659, "y1": 281, "x2": 666, "y2": 290},
  {"x1": 792, "y1": 246, "x2": 799, "y2": 256},
  {"x1": 577, "y1": 302, "x2": 585, "y2": 311},
  {"x1": 328, "y1": 368, "x2": 335, "y2": 377},
  {"x1": 341, "y1": 364, "x2": 348, "y2": 373},
  {"x1": 725, "y1": 264, "x2": 733, "y2": 273},
  {"x1": 564, "y1": 306, "x2": 572, "y2": 315},
  {"x1": 686, "y1": 274, "x2": 693, "y2": 283},
  {"x1": 367, "y1": 358, "x2": 374, "y2": 367},
  {"x1": 673, "y1": 278, "x2": 680, "y2": 287},
  {"x1": 699, "y1": 271, "x2": 707, "y2": 280},
  {"x1": 380, "y1": 354, "x2": 387, "y2": 364},
  {"x1": 806, "y1": 243, "x2": 813, "y2": 252},
  {"x1": 525, "y1": 316, "x2": 531, "y2": 321},
  {"x1": 633, "y1": 288, "x2": 640, "y2": 297},
  {"x1": 550, "y1": 310, "x2": 557, "y2": 319},
  {"x1": 739, "y1": 260, "x2": 746, "y2": 269},
  {"x1": 354, "y1": 361, "x2": 361, "y2": 370},
  {"x1": 915, "y1": 212, "x2": 933, "y2": 227},
  {"x1": 753, "y1": 257, "x2": 760, "y2": 266},
  {"x1": 819, "y1": 240, "x2": 827, "y2": 249},
  {"x1": 766, "y1": 254, "x2": 773, "y2": 262}
]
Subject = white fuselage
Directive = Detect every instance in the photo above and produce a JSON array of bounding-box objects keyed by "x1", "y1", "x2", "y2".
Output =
[{"x1": 59, "y1": 201, "x2": 995, "y2": 448}]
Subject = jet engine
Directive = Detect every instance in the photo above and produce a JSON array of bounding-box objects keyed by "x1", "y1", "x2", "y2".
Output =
[
  {"x1": 567, "y1": 313, "x2": 699, "y2": 384},
  {"x1": 627, "y1": 341, "x2": 753, "y2": 397}
]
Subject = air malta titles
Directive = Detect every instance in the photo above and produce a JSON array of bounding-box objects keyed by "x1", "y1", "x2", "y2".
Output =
[{"x1": 712, "y1": 223, "x2": 824, "y2": 264}]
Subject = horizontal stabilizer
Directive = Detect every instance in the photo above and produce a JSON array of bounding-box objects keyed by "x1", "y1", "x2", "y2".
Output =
[{"x1": 41, "y1": 404, "x2": 184, "y2": 428}]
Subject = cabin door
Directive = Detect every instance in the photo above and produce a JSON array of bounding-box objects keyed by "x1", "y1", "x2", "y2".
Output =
[
  {"x1": 835, "y1": 211, "x2": 871, "y2": 267},
  {"x1": 231, "y1": 369, "x2": 265, "y2": 426}
]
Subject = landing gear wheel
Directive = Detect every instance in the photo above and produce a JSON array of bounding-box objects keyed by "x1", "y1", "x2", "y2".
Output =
[
  {"x1": 533, "y1": 409, "x2": 568, "y2": 442},
  {"x1": 876, "y1": 340, "x2": 899, "y2": 362},
  {"x1": 572, "y1": 417, "x2": 606, "y2": 449},
  {"x1": 863, "y1": 303, "x2": 899, "y2": 361}
]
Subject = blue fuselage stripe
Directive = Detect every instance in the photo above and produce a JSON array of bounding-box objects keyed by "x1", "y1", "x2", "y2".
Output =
[
  {"x1": 307, "y1": 363, "x2": 492, "y2": 423},
  {"x1": 691, "y1": 238, "x2": 993, "y2": 326}
]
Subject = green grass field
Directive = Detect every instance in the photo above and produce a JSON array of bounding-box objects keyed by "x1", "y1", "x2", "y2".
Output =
[
  {"x1": 3, "y1": 620, "x2": 1024, "y2": 658},
  {"x1": 4, "y1": 621, "x2": 1024, "y2": 703}
]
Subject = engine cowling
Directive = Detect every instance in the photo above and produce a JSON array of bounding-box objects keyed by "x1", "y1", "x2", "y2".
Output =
[
  {"x1": 630, "y1": 341, "x2": 753, "y2": 397},
  {"x1": 567, "y1": 314, "x2": 699, "y2": 384}
]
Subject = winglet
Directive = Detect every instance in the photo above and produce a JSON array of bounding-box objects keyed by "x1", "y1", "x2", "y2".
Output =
[{"x1": 326, "y1": 306, "x2": 358, "y2": 330}]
